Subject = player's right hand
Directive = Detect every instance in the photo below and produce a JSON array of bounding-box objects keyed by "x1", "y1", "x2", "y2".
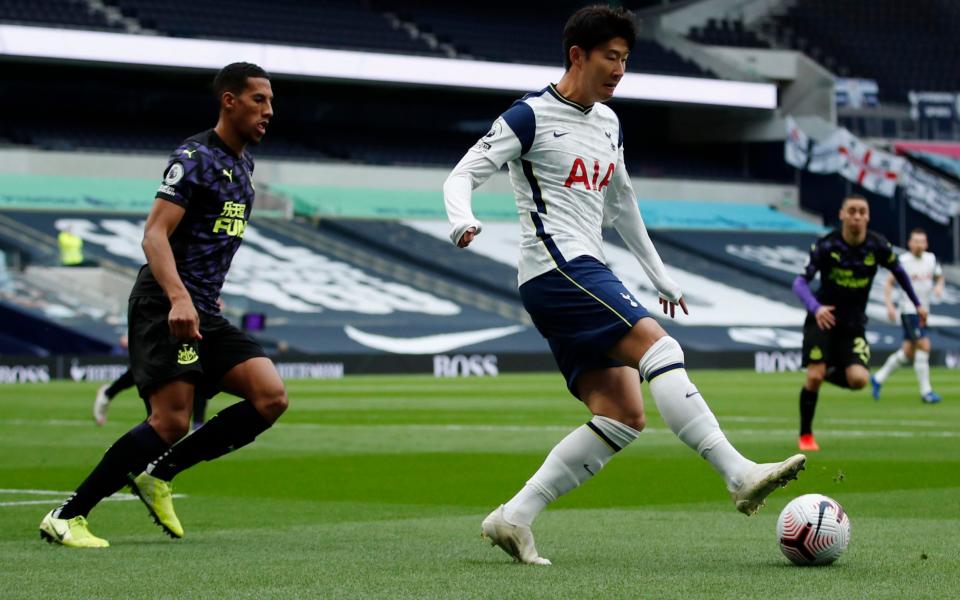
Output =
[
  {"x1": 169, "y1": 298, "x2": 202, "y2": 341},
  {"x1": 815, "y1": 305, "x2": 836, "y2": 330},
  {"x1": 886, "y1": 306, "x2": 898, "y2": 323},
  {"x1": 458, "y1": 227, "x2": 477, "y2": 248}
]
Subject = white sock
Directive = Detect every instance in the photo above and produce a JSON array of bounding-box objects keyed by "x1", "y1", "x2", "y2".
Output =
[
  {"x1": 639, "y1": 337, "x2": 754, "y2": 489},
  {"x1": 914, "y1": 350, "x2": 932, "y2": 396},
  {"x1": 874, "y1": 349, "x2": 909, "y2": 384},
  {"x1": 501, "y1": 415, "x2": 639, "y2": 526}
]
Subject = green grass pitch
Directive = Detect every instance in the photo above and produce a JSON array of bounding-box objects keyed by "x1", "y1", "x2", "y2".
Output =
[{"x1": 1, "y1": 370, "x2": 957, "y2": 599}]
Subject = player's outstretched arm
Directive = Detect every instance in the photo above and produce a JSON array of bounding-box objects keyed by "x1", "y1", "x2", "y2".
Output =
[
  {"x1": 605, "y1": 152, "x2": 684, "y2": 314},
  {"x1": 884, "y1": 273, "x2": 898, "y2": 322},
  {"x1": 444, "y1": 107, "x2": 526, "y2": 248},
  {"x1": 142, "y1": 198, "x2": 201, "y2": 341},
  {"x1": 792, "y1": 241, "x2": 836, "y2": 329},
  {"x1": 443, "y1": 151, "x2": 498, "y2": 248}
]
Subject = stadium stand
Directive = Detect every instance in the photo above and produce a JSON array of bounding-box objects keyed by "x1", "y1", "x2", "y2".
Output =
[
  {"x1": 105, "y1": 0, "x2": 436, "y2": 55},
  {"x1": 764, "y1": 0, "x2": 960, "y2": 103},
  {"x1": 0, "y1": 59, "x2": 790, "y2": 182},
  {"x1": 0, "y1": 0, "x2": 121, "y2": 31},
  {"x1": 380, "y1": 0, "x2": 713, "y2": 77},
  {"x1": 0, "y1": 209, "x2": 542, "y2": 355},
  {"x1": 688, "y1": 18, "x2": 769, "y2": 49},
  {"x1": 2, "y1": 0, "x2": 712, "y2": 78},
  {"x1": 2, "y1": 190, "x2": 958, "y2": 361}
]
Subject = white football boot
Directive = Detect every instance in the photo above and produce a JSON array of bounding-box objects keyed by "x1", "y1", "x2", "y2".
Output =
[
  {"x1": 481, "y1": 505, "x2": 551, "y2": 565},
  {"x1": 729, "y1": 454, "x2": 806, "y2": 515}
]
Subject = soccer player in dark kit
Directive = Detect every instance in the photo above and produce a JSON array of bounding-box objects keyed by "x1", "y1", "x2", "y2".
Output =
[
  {"x1": 792, "y1": 194, "x2": 925, "y2": 451},
  {"x1": 40, "y1": 62, "x2": 287, "y2": 547}
]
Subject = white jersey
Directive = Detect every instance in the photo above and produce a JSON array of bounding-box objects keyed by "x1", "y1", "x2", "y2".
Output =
[
  {"x1": 898, "y1": 251, "x2": 942, "y2": 315},
  {"x1": 443, "y1": 84, "x2": 681, "y2": 301}
]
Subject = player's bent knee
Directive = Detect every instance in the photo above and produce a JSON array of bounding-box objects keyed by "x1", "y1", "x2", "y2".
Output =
[
  {"x1": 848, "y1": 378, "x2": 867, "y2": 390},
  {"x1": 148, "y1": 413, "x2": 191, "y2": 443},
  {"x1": 847, "y1": 371, "x2": 869, "y2": 390},
  {"x1": 620, "y1": 414, "x2": 646, "y2": 432},
  {"x1": 637, "y1": 336, "x2": 684, "y2": 381},
  {"x1": 253, "y1": 386, "x2": 288, "y2": 422},
  {"x1": 805, "y1": 366, "x2": 825, "y2": 389}
]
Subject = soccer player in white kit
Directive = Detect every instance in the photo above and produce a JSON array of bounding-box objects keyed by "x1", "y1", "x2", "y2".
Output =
[
  {"x1": 443, "y1": 6, "x2": 805, "y2": 565},
  {"x1": 872, "y1": 228, "x2": 945, "y2": 403}
]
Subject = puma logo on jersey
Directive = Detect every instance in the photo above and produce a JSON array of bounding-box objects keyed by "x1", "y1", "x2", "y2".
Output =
[
  {"x1": 564, "y1": 157, "x2": 614, "y2": 191},
  {"x1": 222, "y1": 169, "x2": 233, "y2": 183}
]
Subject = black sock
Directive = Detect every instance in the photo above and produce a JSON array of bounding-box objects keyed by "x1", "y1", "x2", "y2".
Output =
[
  {"x1": 799, "y1": 388, "x2": 819, "y2": 436},
  {"x1": 55, "y1": 422, "x2": 168, "y2": 519},
  {"x1": 105, "y1": 369, "x2": 135, "y2": 399},
  {"x1": 824, "y1": 366, "x2": 851, "y2": 389},
  {"x1": 192, "y1": 395, "x2": 209, "y2": 426},
  {"x1": 149, "y1": 401, "x2": 270, "y2": 481}
]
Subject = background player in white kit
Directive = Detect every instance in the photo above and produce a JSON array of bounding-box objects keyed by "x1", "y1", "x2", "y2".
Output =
[
  {"x1": 443, "y1": 5, "x2": 805, "y2": 565},
  {"x1": 872, "y1": 228, "x2": 945, "y2": 403}
]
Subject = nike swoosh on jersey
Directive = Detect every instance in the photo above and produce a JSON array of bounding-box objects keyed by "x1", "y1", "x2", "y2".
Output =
[
  {"x1": 553, "y1": 131, "x2": 569, "y2": 137},
  {"x1": 343, "y1": 325, "x2": 526, "y2": 354}
]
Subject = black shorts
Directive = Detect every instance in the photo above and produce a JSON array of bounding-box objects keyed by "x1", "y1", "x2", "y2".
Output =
[
  {"x1": 801, "y1": 314, "x2": 870, "y2": 368},
  {"x1": 128, "y1": 296, "x2": 268, "y2": 400}
]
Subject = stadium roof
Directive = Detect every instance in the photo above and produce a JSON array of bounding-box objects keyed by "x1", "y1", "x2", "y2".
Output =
[{"x1": 0, "y1": 24, "x2": 777, "y2": 110}]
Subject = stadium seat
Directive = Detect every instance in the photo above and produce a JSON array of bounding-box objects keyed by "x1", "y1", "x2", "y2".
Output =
[{"x1": 767, "y1": 0, "x2": 960, "y2": 103}]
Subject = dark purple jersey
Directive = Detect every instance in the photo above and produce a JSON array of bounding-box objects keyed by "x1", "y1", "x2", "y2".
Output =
[
  {"x1": 798, "y1": 230, "x2": 898, "y2": 325},
  {"x1": 130, "y1": 129, "x2": 255, "y2": 314}
]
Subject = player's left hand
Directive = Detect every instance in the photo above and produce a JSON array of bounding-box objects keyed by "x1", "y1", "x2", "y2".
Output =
[
  {"x1": 457, "y1": 227, "x2": 477, "y2": 248},
  {"x1": 917, "y1": 305, "x2": 928, "y2": 327},
  {"x1": 659, "y1": 296, "x2": 688, "y2": 319}
]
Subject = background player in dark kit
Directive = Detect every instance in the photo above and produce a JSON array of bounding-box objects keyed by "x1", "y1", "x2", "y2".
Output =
[{"x1": 792, "y1": 194, "x2": 924, "y2": 451}]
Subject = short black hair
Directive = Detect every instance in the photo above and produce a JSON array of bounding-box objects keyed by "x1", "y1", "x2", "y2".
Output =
[
  {"x1": 562, "y1": 5, "x2": 637, "y2": 70},
  {"x1": 842, "y1": 193, "x2": 868, "y2": 206},
  {"x1": 910, "y1": 227, "x2": 927, "y2": 237},
  {"x1": 213, "y1": 62, "x2": 270, "y2": 99}
]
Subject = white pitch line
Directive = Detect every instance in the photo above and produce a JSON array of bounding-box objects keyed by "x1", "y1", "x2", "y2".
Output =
[
  {"x1": 0, "y1": 489, "x2": 185, "y2": 508},
  {"x1": 724, "y1": 415, "x2": 948, "y2": 428},
  {"x1": 272, "y1": 422, "x2": 960, "y2": 438},
  {"x1": 0, "y1": 419, "x2": 95, "y2": 427},
  {"x1": 0, "y1": 419, "x2": 956, "y2": 438}
]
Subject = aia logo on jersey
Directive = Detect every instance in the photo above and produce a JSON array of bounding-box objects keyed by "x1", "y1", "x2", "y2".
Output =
[{"x1": 564, "y1": 158, "x2": 614, "y2": 192}]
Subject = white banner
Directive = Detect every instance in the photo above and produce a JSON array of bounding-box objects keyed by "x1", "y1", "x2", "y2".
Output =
[
  {"x1": 809, "y1": 128, "x2": 848, "y2": 174},
  {"x1": 837, "y1": 131, "x2": 905, "y2": 197},
  {"x1": 784, "y1": 116, "x2": 810, "y2": 169},
  {"x1": 783, "y1": 118, "x2": 846, "y2": 173},
  {"x1": 901, "y1": 163, "x2": 960, "y2": 225},
  {"x1": 835, "y1": 78, "x2": 879, "y2": 109}
]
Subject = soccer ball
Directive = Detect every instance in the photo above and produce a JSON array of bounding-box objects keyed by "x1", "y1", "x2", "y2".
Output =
[{"x1": 777, "y1": 494, "x2": 851, "y2": 566}]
